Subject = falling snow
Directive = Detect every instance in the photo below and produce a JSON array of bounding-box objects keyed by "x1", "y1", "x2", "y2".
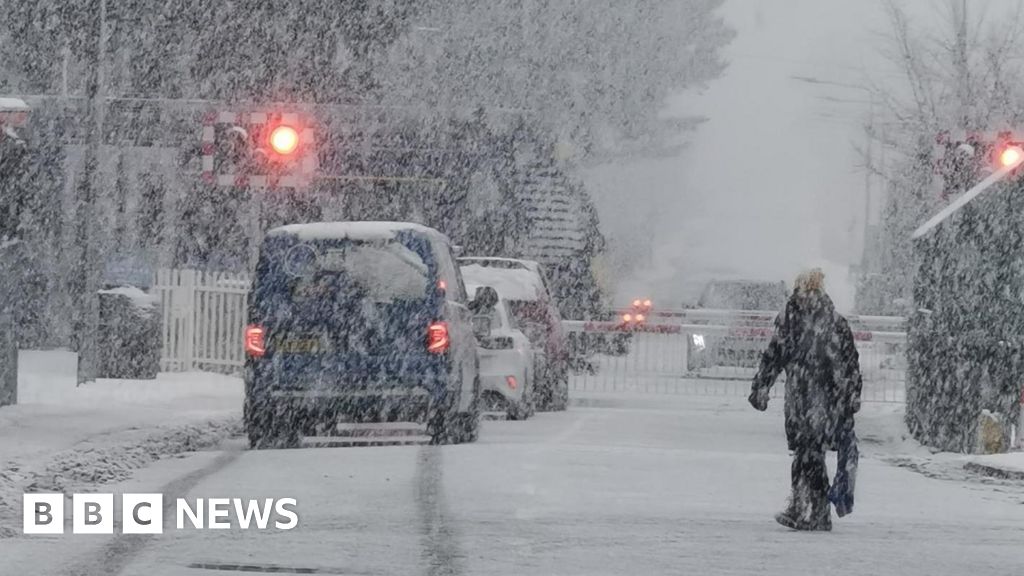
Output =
[{"x1": 1, "y1": 1, "x2": 1023, "y2": 575}]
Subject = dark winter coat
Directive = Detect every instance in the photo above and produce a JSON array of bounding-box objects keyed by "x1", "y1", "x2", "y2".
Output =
[{"x1": 749, "y1": 291, "x2": 862, "y2": 451}]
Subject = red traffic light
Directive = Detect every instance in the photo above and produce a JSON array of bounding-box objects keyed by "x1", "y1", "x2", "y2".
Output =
[
  {"x1": 630, "y1": 298, "x2": 653, "y2": 313},
  {"x1": 201, "y1": 111, "x2": 318, "y2": 189},
  {"x1": 999, "y1": 145, "x2": 1024, "y2": 169},
  {"x1": 269, "y1": 125, "x2": 299, "y2": 155},
  {"x1": 621, "y1": 313, "x2": 647, "y2": 325}
]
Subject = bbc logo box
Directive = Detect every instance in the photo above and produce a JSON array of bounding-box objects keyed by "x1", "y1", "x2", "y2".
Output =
[
  {"x1": 22, "y1": 494, "x2": 63, "y2": 535},
  {"x1": 23, "y1": 493, "x2": 163, "y2": 535}
]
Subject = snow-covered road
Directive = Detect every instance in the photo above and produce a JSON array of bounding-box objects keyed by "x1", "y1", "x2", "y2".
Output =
[{"x1": 45, "y1": 396, "x2": 1014, "y2": 576}]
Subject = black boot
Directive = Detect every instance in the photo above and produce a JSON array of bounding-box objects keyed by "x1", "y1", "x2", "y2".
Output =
[
  {"x1": 778, "y1": 446, "x2": 832, "y2": 531},
  {"x1": 775, "y1": 494, "x2": 831, "y2": 531},
  {"x1": 774, "y1": 495, "x2": 803, "y2": 530},
  {"x1": 775, "y1": 478, "x2": 815, "y2": 531}
]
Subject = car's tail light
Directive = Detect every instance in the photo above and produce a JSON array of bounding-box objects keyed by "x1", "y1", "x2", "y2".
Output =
[
  {"x1": 506, "y1": 376, "x2": 518, "y2": 390},
  {"x1": 244, "y1": 325, "x2": 266, "y2": 357},
  {"x1": 427, "y1": 322, "x2": 449, "y2": 354}
]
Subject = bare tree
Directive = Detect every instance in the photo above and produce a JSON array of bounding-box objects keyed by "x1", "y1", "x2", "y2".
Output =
[{"x1": 858, "y1": 0, "x2": 1024, "y2": 313}]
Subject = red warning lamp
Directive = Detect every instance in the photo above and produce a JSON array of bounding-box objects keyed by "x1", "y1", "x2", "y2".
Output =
[
  {"x1": 630, "y1": 298, "x2": 653, "y2": 314},
  {"x1": 269, "y1": 125, "x2": 299, "y2": 155},
  {"x1": 999, "y1": 145, "x2": 1024, "y2": 169}
]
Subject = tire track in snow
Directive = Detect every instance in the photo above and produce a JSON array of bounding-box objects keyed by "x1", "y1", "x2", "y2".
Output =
[
  {"x1": 64, "y1": 440, "x2": 247, "y2": 576},
  {"x1": 414, "y1": 446, "x2": 467, "y2": 576}
]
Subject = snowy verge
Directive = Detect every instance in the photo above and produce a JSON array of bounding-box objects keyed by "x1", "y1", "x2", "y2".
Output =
[
  {"x1": 0, "y1": 419, "x2": 239, "y2": 538},
  {"x1": 568, "y1": 389, "x2": 1024, "y2": 487},
  {"x1": 964, "y1": 452, "x2": 1024, "y2": 480},
  {"x1": 0, "y1": 355, "x2": 243, "y2": 537}
]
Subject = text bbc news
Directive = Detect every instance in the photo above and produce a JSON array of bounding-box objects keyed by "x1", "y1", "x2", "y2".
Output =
[{"x1": 22, "y1": 494, "x2": 299, "y2": 534}]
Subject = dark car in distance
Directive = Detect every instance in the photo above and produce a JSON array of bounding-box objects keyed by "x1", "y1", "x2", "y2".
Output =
[{"x1": 687, "y1": 279, "x2": 789, "y2": 373}]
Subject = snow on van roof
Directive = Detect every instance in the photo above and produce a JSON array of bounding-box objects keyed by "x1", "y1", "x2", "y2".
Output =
[
  {"x1": 267, "y1": 221, "x2": 446, "y2": 242},
  {"x1": 460, "y1": 263, "x2": 544, "y2": 302}
]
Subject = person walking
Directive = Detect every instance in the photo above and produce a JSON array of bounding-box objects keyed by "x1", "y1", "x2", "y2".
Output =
[{"x1": 748, "y1": 269, "x2": 862, "y2": 531}]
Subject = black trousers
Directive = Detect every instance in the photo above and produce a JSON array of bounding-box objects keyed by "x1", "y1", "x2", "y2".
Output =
[{"x1": 791, "y1": 441, "x2": 830, "y2": 513}]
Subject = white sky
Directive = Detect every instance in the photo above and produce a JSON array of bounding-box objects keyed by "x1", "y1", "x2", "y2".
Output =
[
  {"x1": 587, "y1": 0, "x2": 913, "y2": 311},
  {"x1": 590, "y1": 0, "x2": 1024, "y2": 312}
]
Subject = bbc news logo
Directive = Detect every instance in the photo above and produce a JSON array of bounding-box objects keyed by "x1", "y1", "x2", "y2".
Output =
[{"x1": 23, "y1": 494, "x2": 298, "y2": 534}]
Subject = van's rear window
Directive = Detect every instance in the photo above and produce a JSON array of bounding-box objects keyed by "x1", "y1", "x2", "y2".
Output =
[{"x1": 289, "y1": 241, "x2": 429, "y2": 302}]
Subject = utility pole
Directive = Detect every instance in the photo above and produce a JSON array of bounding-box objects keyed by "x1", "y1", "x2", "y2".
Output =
[
  {"x1": 862, "y1": 97, "x2": 875, "y2": 274},
  {"x1": 954, "y1": 0, "x2": 970, "y2": 131},
  {"x1": 72, "y1": 0, "x2": 107, "y2": 384}
]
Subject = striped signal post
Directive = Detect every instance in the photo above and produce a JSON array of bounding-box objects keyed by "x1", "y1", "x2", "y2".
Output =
[{"x1": 914, "y1": 140, "x2": 1024, "y2": 239}]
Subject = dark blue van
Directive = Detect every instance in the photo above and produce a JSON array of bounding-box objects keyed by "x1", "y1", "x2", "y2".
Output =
[{"x1": 243, "y1": 222, "x2": 486, "y2": 447}]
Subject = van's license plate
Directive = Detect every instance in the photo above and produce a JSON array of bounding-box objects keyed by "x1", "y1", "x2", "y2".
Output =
[{"x1": 279, "y1": 338, "x2": 322, "y2": 354}]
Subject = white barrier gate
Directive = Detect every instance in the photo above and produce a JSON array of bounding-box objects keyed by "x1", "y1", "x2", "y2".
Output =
[{"x1": 566, "y1": 310, "x2": 908, "y2": 403}]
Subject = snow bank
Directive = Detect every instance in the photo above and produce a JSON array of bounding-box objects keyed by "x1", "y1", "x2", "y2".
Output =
[
  {"x1": 98, "y1": 286, "x2": 160, "y2": 311},
  {"x1": 0, "y1": 97, "x2": 29, "y2": 111},
  {"x1": 0, "y1": 353, "x2": 242, "y2": 537},
  {"x1": 0, "y1": 419, "x2": 237, "y2": 537},
  {"x1": 15, "y1": 350, "x2": 241, "y2": 406},
  {"x1": 965, "y1": 452, "x2": 1024, "y2": 480}
]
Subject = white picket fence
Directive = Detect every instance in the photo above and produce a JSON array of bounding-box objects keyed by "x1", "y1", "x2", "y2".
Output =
[{"x1": 153, "y1": 269, "x2": 250, "y2": 372}]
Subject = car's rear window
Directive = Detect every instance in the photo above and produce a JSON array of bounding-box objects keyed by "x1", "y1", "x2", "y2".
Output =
[{"x1": 286, "y1": 241, "x2": 430, "y2": 303}]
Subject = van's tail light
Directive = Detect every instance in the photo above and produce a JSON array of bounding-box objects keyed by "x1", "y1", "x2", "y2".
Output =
[
  {"x1": 427, "y1": 321, "x2": 450, "y2": 354},
  {"x1": 245, "y1": 325, "x2": 266, "y2": 357}
]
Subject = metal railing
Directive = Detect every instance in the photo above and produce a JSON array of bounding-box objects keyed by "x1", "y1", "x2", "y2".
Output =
[{"x1": 566, "y1": 312, "x2": 907, "y2": 403}]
